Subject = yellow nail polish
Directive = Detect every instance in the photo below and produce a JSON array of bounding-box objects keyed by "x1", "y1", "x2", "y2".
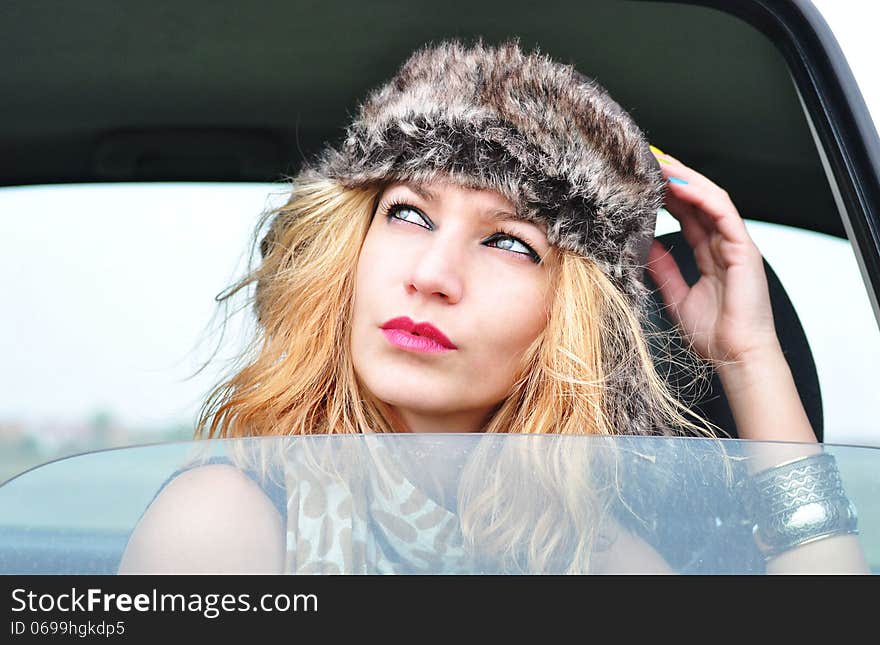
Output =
[
  {"x1": 657, "y1": 157, "x2": 671, "y2": 165},
  {"x1": 649, "y1": 145, "x2": 666, "y2": 156}
]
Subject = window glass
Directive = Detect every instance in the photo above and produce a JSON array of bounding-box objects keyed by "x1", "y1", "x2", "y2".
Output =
[
  {"x1": 1, "y1": 435, "x2": 877, "y2": 574},
  {"x1": 2, "y1": 185, "x2": 879, "y2": 484},
  {"x1": 0, "y1": 183, "x2": 280, "y2": 482},
  {"x1": 657, "y1": 210, "x2": 880, "y2": 447},
  {"x1": 810, "y1": 0, "x2": 880, "y2": 134}
]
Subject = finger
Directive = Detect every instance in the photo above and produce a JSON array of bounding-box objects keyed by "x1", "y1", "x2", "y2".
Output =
[
  {"x1": 650, "y1": 148, "x2": 755, "y2": 252},
  {"x1": 646, "y1": 239, "x2": 689, "y2": 319},
  {"x1": 659, "y1": 168, "x2": 750, "y2": 245},
  {"x1": 652, "y1": 161, "x2": 712, "y2": 235},
  {"x1": 674, "y1": 182, "x2": 747, "y2": 239},
  {"x1": 651, "y1": 148, "x2": 719, "y2": 189},
  {"x1": 654, "y1": 155, "x2": 725, "y2": 201},
  {"x1": 651, "y1": 147, "x2": 727, "y2": 196},
  {"x1": 663, "y1": 192, "x2": 710, "y2": 249},
  {"x1": 651, "y1": 149, "x2": 742, "y2": 211},
  {"x1": 650, "y1": 149, "x2": 716, "y2": 224}
]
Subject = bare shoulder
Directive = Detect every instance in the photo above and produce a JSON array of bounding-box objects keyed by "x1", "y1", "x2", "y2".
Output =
[{"x1": 117, "y1": 463, "x2": 284, "y2": 574}]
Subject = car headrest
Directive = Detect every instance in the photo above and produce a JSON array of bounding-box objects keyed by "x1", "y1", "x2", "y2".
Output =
[{"x1": 643, "y1": 231, "x2": 824, "y2": 441}]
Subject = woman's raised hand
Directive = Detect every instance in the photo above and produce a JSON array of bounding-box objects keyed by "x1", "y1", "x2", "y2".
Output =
[{"x1": 645, "y1": 147, "x2": 781, "y2": 365}]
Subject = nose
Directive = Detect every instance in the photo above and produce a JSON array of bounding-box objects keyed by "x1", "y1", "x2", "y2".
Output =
[{"x1": 406, "y1": 237, "x2": 464, "y2": 304}]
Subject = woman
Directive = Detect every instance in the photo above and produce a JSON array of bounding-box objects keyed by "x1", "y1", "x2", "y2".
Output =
[{"x1": 118, "y1": 40, "x2": 863, "y2": 574}]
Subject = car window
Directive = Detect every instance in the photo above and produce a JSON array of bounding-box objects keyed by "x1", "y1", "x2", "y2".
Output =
[
  {"x1": 657, "y1": 211, "x2": 880, "y2": 447},
  {"x1": 2, "y1": 184, "x2": 878, "y2": 486},
  {"x1": 0, "y1": 183, "x2": 279, "y2": 482},
  {"x1": 810, "y1": 0, "x2": 880, "y2": 134},
  {"x1": 1, "y1": 434, "x2": 877, "y2": 574}
]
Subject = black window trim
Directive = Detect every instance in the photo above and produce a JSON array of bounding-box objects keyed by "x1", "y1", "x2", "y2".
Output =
[{"x1": 643, "y1": 0, "x2": 880, "y2": 327}]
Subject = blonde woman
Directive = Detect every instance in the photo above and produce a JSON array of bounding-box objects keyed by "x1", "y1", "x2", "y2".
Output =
[{"x1": 119, "y1": 40, "x2": 864, "y2": 574}]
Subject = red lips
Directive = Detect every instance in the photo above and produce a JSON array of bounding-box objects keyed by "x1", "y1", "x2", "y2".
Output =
[{"x1": 380, "y1": 316, "x2": 458, "y2": 350}]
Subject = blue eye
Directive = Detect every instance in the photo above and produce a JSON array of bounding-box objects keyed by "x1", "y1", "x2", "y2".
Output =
[
  {"x1": 484, "y1": 232, "x2": 541, "y2": 263},
  {"x1": 387, "y1": 204, "x2": 431, "y2": 229},
  {"x1": 383, "y1": 201, "x2": 541, "y2": 264}
]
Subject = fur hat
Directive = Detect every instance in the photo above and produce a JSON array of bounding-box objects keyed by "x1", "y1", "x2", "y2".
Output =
[{"x1": 302, "y1": 39, "x2": 665, "y2": 307}]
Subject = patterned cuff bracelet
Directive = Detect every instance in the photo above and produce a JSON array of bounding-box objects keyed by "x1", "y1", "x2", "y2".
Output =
[{"x1": 744, "y1": 453, "x2": 859, "y2": 560}]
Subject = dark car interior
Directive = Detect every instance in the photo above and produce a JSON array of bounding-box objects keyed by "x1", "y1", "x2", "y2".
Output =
[{"x1": 0, "y1": 0, "x2": 848, "y2": 236}]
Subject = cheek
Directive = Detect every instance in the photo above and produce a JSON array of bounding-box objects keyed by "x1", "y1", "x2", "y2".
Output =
[
  {"x1": 470, "y1": 270, "x2": 550, "y2": 374},
  {"x1": 353, "y1": 222, "x2": 386, "y2": 310},
  {"x1": 351, "y1": 223, "x2": 396, "y2": 352}
]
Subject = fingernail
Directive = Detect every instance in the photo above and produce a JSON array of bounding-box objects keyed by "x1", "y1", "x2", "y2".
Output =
[
  {"x1": 657, "y1": 157, "x2": 672, "y2": 165},
  {"x1": 668, "y1": 177, "x2": 688, "y2": 185},
  {"x1": 649, "y1": 145, "x2": 666, "y2": 156}
]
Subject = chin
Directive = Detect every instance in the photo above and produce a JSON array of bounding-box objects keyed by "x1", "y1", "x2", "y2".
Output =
[
  {"x1": 368, "y1": 378, "x2": 453, "y2": 411},
  {"x1": 357, "y1": 365, "x2": 457, "y2": 410}
]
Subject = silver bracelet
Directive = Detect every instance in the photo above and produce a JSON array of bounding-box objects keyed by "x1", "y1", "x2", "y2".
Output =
[{"x1": 744, "y1": 453, "x2": 859, "y2": 560}]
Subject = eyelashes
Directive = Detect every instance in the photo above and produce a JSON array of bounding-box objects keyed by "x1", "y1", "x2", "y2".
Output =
[
  {"x1": 384, "y1": 200, "x2": 432, "y2": 229},
  {"x1": 380, "y1": 199, "x2": 542, "y2": 263},
  {"x1": 484, "y1": 228, "x2": 541, "y2": 262}
]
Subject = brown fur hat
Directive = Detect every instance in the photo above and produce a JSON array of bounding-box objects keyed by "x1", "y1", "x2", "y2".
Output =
[{"x1": 303, "y1": 39, "x2": 664, "y2": 307}]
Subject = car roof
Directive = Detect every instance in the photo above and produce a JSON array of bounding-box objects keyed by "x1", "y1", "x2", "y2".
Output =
[{"x1": 0, "y1": 0, "x2": 851, "y2": 240}]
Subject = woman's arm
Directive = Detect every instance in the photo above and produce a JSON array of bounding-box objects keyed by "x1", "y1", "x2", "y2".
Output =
[
  {"x1": 118, "y1": 464, "x2": 285, "y2": 574},
  {"x1": 645, "y1": 147, "x2": 868, "y2": 573},
  {"x1": 591, "y1": 517, "x2": 676, "y2": 574},
  {"x1": 716, "y1": 352, "x2": 866, "y2": 573}
]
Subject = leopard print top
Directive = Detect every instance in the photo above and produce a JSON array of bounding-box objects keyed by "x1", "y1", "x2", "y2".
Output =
[{"x1": 283, "y1": 436, "x2": 473, "y2": 574}]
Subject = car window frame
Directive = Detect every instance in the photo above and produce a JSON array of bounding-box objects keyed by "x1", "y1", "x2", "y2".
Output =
[{"x1": 662, "y1": 0, "x2": 880, "y2": 329}]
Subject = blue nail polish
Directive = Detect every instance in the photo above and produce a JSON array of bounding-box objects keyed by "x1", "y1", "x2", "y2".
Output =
[{"x1": 668, "y1": 177, "x2": 688, "y2": 185}]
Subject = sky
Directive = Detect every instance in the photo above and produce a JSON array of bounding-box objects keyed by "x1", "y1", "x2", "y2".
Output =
[
  {"x1": 0, "y1": 184, "x2": 274, "y2": 434},
  {"x1": 810, "y1": 1, "x2": 880, "y2": 136}
]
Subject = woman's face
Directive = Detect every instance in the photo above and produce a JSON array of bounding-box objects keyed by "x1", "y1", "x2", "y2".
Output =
[{"x1": 350, "y1": 179, "x2": 553, "y2": 433}]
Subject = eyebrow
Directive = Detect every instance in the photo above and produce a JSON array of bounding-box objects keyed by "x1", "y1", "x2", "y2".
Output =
[
  {"x1": 399, "y1": 181, "x2": 524, "y2": 225},
  {"x1": 406, "y1": 182, "x2": 436, "y2": 202}
]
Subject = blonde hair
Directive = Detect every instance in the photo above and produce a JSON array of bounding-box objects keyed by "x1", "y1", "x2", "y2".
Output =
[
  {"x1": 197, "y1": 176, "x2": 710, "y2": 440},
  {"x1": 195, "y1": 176, "x2": 717, "y2": 573}
]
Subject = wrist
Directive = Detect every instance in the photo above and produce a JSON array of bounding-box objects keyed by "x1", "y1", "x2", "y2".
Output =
[
  {"x1": 715, "y1": 340, "x2": 786, "y2": 391},
  {"x1": 714, "y1": 340, "x2": 818, "y2": 444},
  {"x1": 743, "y1": 453, "x2": 859, "y2": 562}
]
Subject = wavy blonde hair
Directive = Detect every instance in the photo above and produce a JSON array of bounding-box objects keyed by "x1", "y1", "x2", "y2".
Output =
[
  {"x1": 197, "y1": 176, "x2": 710, "y2": 440},
  {"x1": 195, "y1": 176, "x2": 717, "y2": 573}
]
